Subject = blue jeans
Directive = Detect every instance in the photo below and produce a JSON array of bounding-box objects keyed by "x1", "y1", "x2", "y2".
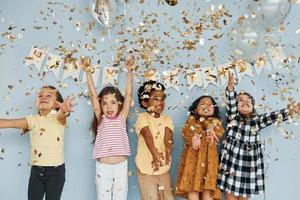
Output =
[{"x1": 28, "y1": 164, "x2": 65, "y2": 200}]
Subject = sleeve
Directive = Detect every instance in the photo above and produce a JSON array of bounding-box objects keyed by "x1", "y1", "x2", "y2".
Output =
[
  {"x1": 202, "y1": 118, "x2": 224, "y2": 138},
  {"x1": 212, "y1": 118, "x2": 225, "y2": 138},
  {"x1": 257, "y1": 108, "x2": 291, "y2": 130},
  {"x1": 23, "y1": 115, "x2": 35, "y2": 134},
  {"x1": 135, "y1": 113, "x2": 150, "y2": 135},
  {"x1": 165, "y1": 115, "x2": 174, "y2": 132},
  {"x1": 25, "y1": 115, "x2": 34, "y2": 129},
  {"x1": 181, "y1": 116, "x2": 203, "y2": 146},
  {"x1": 225, "y1": 88, "x2": 238, "y2": 122}
]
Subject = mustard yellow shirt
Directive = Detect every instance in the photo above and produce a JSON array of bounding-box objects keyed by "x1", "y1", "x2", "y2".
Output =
[
  {"x1": 135, "y1": 112, "x2": 174, "y2": 175},
  {"x1": 26, "y1": 110, "x2": 65, "y2": 166}
]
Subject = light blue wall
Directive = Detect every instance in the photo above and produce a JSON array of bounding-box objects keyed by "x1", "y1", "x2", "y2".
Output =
[{"x1": 0, "y1": 0, "x2": 300, "y2": 200}]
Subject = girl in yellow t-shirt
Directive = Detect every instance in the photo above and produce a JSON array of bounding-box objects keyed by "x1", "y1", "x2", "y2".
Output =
[{"x1": 0, "y1": 85, "x2": 74, "y2": 200}]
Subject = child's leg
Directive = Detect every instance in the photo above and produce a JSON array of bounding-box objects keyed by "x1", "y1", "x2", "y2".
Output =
[
  {"x1": 28, "y1": 167, "x2": 46, "y2": 200},
  {"x1": 159, "y1": 172, "x2": 174, "y2": 200},
  {"x1": 44, "y1": 164, "x2": 65, "y2": 200},
  {"x1": 112, "y1": 159, "x2": 128, "y2": 200},
  {"x1": 137, "y1": 170, "x2": 159, "y2": 200},
  {"x1": 202, "y1": 190, "x2": 212, "y2": 200},
  {"x1": 187, "y1": 191, "x2": 199, "y2": 200},
  {"x1": 225, "y1": 192, "x2": 238, "y2": 200},
  {"x1": 95, "y1": 161, "x2": 114, "y2": 200}
]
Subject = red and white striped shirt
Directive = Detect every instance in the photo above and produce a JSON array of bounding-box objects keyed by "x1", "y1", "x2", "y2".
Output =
[{"x1": 92, "y1": 115, "x2": 130, "y2": 159}]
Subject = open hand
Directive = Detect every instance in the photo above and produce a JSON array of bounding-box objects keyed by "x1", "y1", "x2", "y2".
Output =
[
  {"x1": 192, "y1": 134, "x2": 201, "y2": 150},
  {"x1": 56, "y1": 95, "x2": 76, "y2": 115},
  {"x1": 227, "y1": 71, "x2": 235, "y2": 91},
  {"x1": 125, "y1": 54, "x2": 135, "y2": 72},
  {"x1": 205, "y1": 129, "x2": 219, "y2": 143},
  {"x1": 151, "y1": 152, "x2": 163, "y2": 172},
  {"x1": 288, "y1": 102, "x2": 300, "y2": 115},
  {"x1": 80, "y1": 56, "x2": 93, "y2": 72}
]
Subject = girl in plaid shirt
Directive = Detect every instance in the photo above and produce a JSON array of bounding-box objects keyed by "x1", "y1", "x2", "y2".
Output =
[{"x1": 217, "y1": 72, "x2": 300, "y2": 200}]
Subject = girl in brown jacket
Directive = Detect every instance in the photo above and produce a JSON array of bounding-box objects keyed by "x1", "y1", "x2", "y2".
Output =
[{"x1": 176, "y1": 95, "x2": 224, "y2": 200}]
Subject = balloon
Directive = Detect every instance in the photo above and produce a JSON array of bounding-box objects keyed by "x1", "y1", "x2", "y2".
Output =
[
  {"x1": 256, "y1": 0, "x2": 291, "y2": 29},
  {"x1": 165, "y1": 0, "x2": 178, "y2": 6},
  {"x1": 120, "y1": 0, "x2": 128, "y2": 4},
  {"x1": 91, "y1": 0, "x2": 112, "y2": 28},
  {"x1": 119, "y1": 0, "x2": 129, "y2": 27},
  {"x1": 229, "y1": 18, "x2": 266, "y2": 63}
]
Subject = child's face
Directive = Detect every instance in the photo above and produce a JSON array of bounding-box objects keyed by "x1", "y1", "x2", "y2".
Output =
[
  {"x1": 100, "y1": 93, "x2": 120, "y2": 118},
  {"x1": 144, "y1": 90, "x2": 166, "y2": 114},
  {"x1": 196, "y1": 97, "x2": 214, "y2": 117},
  {"x1": 36, "y1": 88, "x2": 58, "y2": 111},
  {"x1": 237, "y1": 94, "x2": 253, "y2": 116}
]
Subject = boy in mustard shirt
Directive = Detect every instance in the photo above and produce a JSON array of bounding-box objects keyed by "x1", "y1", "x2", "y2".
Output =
[{"x1": 135, "y1": 80, "x2": 174, "y2": 200}]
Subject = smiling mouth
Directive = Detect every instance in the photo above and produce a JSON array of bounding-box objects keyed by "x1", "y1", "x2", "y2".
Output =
[
  {"x1": 156, "y1": 106, "x2": 164, "y2": 111},
  {"x1": 241, "y1": 105, "x2": 250, "y2": 108},
  {"x1": 107, "y1": 111, "x2": 114, "y2": 115}
]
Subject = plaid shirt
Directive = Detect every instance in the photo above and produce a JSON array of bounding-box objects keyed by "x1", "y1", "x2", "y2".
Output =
[
  {"x1": 226, "y1": 88, "x2": 290, "y2": 143},
  {"x1": 217, "y1": 88, "x2": 291, "y2": 197}
]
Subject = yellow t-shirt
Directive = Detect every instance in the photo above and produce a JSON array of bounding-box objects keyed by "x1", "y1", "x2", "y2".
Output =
[
  {"x1": 26, "y1": 110, "x2": 65, "y2": 166},
  {"x1": 135, "y1": 112, "x2": 174, "y2": 175}
]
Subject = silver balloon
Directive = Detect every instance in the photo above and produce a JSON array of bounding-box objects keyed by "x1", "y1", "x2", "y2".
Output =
[
  {"x1": 256, "y1": 0, "x2": 291, "y2": 29},
  {"x1": 229, "y1": 18, "x2": 266, "y2": 63},
  {"x1": 92, "y1": 0, "x2": 111, "y2": 28},
  {"x1": 120, "y1": 0, "x2": 128, "y2": 4},
  {"x1": 118, "y1": 0, "x2": 129, "y2": 27}
]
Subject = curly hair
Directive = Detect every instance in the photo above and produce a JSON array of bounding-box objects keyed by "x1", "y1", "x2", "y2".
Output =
[
  {"x1": 188, "y1": 95, "x2": 219, "y2": 119},
  {"x1": 137, "y1": 80, "x2": 166, "y2": 109}
]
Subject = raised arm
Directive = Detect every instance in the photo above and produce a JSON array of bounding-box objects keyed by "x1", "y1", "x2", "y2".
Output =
[
  {"x1": 56, "y1": 95, "x2": 75, "y2": 125},
  {"x1": 121, "y1": 55, "x2": 134, "y2": 118},
  {"x1": 257, "y1": 102, "x2": 300, "y2": 130},
  {"x1": 0, "y1": 118, "x2": 28, "y2": 130},
  {"x1": 225, "y1": 71, "x2": 238, "y2": 121},
  {"x1": 81, "y1": 57, "x2": 101, "y2": 121}
]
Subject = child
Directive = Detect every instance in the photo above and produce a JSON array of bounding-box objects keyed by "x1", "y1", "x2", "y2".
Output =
[
  {"x1": 217, "y1": 72, "x2": 300, "y2": 200},
  {"x1": 0, "y1": 85, "x2": 74, "y2": 200},
  {"x1": 176, "y1": 95, "x2": 224, "y2": 200},
  {"x1": 135, "y1": 80, "x2": 174, "y2": 200},
  {"x1": 82, "y1": 55, "x2": 134, "y2": 200}
]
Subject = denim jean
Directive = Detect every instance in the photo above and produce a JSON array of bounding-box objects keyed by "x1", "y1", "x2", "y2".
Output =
[
  {"x1": 95, "y1": 159, "x2": 128, "y2": 200},
  {"x1": 28, "y1": 164, "x2": 65, "y2": 200}
]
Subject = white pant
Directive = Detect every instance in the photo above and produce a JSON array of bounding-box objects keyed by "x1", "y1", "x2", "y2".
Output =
[{"x1": 95, "y1": 159, "x2": 128, "y2": 200}]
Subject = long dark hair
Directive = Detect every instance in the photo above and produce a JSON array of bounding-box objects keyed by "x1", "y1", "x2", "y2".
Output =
[
  {"x1": 91, "y1": 86, "x2": 124, "y2": 138},
  {"x1": 188, "y1": 95, "x2": 219, "y2": 120}
]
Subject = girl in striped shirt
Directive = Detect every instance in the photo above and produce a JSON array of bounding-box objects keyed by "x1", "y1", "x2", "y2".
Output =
[{"x1": 82, "y1": 55, "x2": 134, "y2": 200}]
